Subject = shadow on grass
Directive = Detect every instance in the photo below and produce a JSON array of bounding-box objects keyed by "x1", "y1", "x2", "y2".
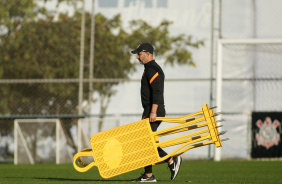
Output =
[
  {"x1": 5, "y1": 177, "x2": 130, "y2": 182},
  {"x1": 35, "y1": 177, "x2": 130, "y2": 182},
  {"x1": 5, "y1": 177, "x2": 172, "y2": 182},
  {"x1": 38, "y1": 178, "x2": 172, "y2": 182}
]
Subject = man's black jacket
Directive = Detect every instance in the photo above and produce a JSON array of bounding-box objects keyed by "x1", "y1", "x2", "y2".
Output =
[{"x1": 141, "y1": 60, "x2": 165, "y2": 110}]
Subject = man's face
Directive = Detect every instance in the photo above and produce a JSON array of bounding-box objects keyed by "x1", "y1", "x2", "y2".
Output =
[{"x1": 137, "y1": 51, "x2": 148, "y2": 65}]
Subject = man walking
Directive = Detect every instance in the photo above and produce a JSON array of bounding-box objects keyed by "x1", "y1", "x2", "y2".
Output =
[{"x1": 131, "y1": 43, "x2": 182, "y2": 182}]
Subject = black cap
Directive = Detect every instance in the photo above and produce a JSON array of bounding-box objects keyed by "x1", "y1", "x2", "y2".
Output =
[{"x1": 131, "y1": 43, "x2": 154, "y2": 54}]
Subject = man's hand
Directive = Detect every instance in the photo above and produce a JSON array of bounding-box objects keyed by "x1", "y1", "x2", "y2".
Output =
[{"x1": 150, "y1": 112, "x2": 157, "y2": 122}]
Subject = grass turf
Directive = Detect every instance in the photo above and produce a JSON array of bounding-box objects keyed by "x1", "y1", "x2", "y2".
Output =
[{"x1": 0, "y1": 160, "x2": 282, "y2": 184}]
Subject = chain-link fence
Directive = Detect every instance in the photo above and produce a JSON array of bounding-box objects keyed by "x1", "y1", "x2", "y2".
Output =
[{"x1": 1, "y1": 0, "x2": 282, "y2": 162}]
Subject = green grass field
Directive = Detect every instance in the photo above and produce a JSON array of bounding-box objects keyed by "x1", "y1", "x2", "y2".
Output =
[{"x1": 1, "y1": 160, "x2": 282, "y2": 184}]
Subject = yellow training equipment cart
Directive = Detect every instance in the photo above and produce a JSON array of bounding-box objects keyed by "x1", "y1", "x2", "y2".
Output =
[{"x1": 73, "y1": 104, "x2": 225, "y2": 179}]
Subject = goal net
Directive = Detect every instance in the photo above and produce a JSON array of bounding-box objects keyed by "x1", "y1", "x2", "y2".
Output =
[
  {"x1": 215, "y1": 39, "x2": 282, "y2": 160},
  {"x1": 14, "y1": 119, "x2": 73, "y2": 164}
]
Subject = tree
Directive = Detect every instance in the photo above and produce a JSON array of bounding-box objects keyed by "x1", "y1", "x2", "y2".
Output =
[
  {"x1": 91, "y1": 17, "x2": 204, "y2": 131},
  {"x1": 0, "y1": 1, "x2": 204, "y2": 134},
  {"x1": 0, "y1": 0, "x2": 45, "y2": 34},
  {"x1": 0, "y1": 14, "x2": 80, "y2": 115},
  {"x1": 0, "y1": 0, "x2": 82, "y2": 156},
  {"x1": 128, "y1": 19, "x2": 204, "y2": 67},
  {"x1": 84, "y1": 13, "x2": 135, "y2": 131}
]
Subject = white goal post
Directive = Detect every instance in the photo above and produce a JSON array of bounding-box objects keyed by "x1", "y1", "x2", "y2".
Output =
[
  {"x1": 14, "y1": 119, "x2": 73, "y2": 164},
  {"x1": 215, "y1": 38, "x2": 282, "y2": 161}
]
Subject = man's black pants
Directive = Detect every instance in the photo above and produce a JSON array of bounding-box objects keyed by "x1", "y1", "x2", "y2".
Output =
[{"x1": 142, "y1": 106, "x2": 171, "y2": 173}]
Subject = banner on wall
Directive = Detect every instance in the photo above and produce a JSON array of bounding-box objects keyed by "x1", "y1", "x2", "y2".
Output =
[{"x1": 251, "y1": 112, "x2": 282, "y2": 158}]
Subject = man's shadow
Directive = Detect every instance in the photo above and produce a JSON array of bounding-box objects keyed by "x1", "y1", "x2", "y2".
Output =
[{"x1": 34, "y1": 177, "x2": 129, "y2": 182}]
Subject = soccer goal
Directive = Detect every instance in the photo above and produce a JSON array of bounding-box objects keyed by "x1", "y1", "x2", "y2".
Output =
[
  {"x1": 14, "y1": 119, "x2": 73, "y2": 164},
  {"x1": 215, "y1": 39, "x2": 282, "y2": 161}
]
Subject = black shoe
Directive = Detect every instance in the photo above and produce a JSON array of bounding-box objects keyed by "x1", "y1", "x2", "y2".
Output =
[
  {"x1": 168, "y1": 156, "x2": 182, "y2": 180},
  {"x1": 131, "y1": 173, "x2": 157, "y2": 182}
]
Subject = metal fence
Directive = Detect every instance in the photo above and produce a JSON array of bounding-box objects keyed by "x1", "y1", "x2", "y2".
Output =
[{"x1": 1, "y1": 0, "x2": 282, "y2": 162}]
